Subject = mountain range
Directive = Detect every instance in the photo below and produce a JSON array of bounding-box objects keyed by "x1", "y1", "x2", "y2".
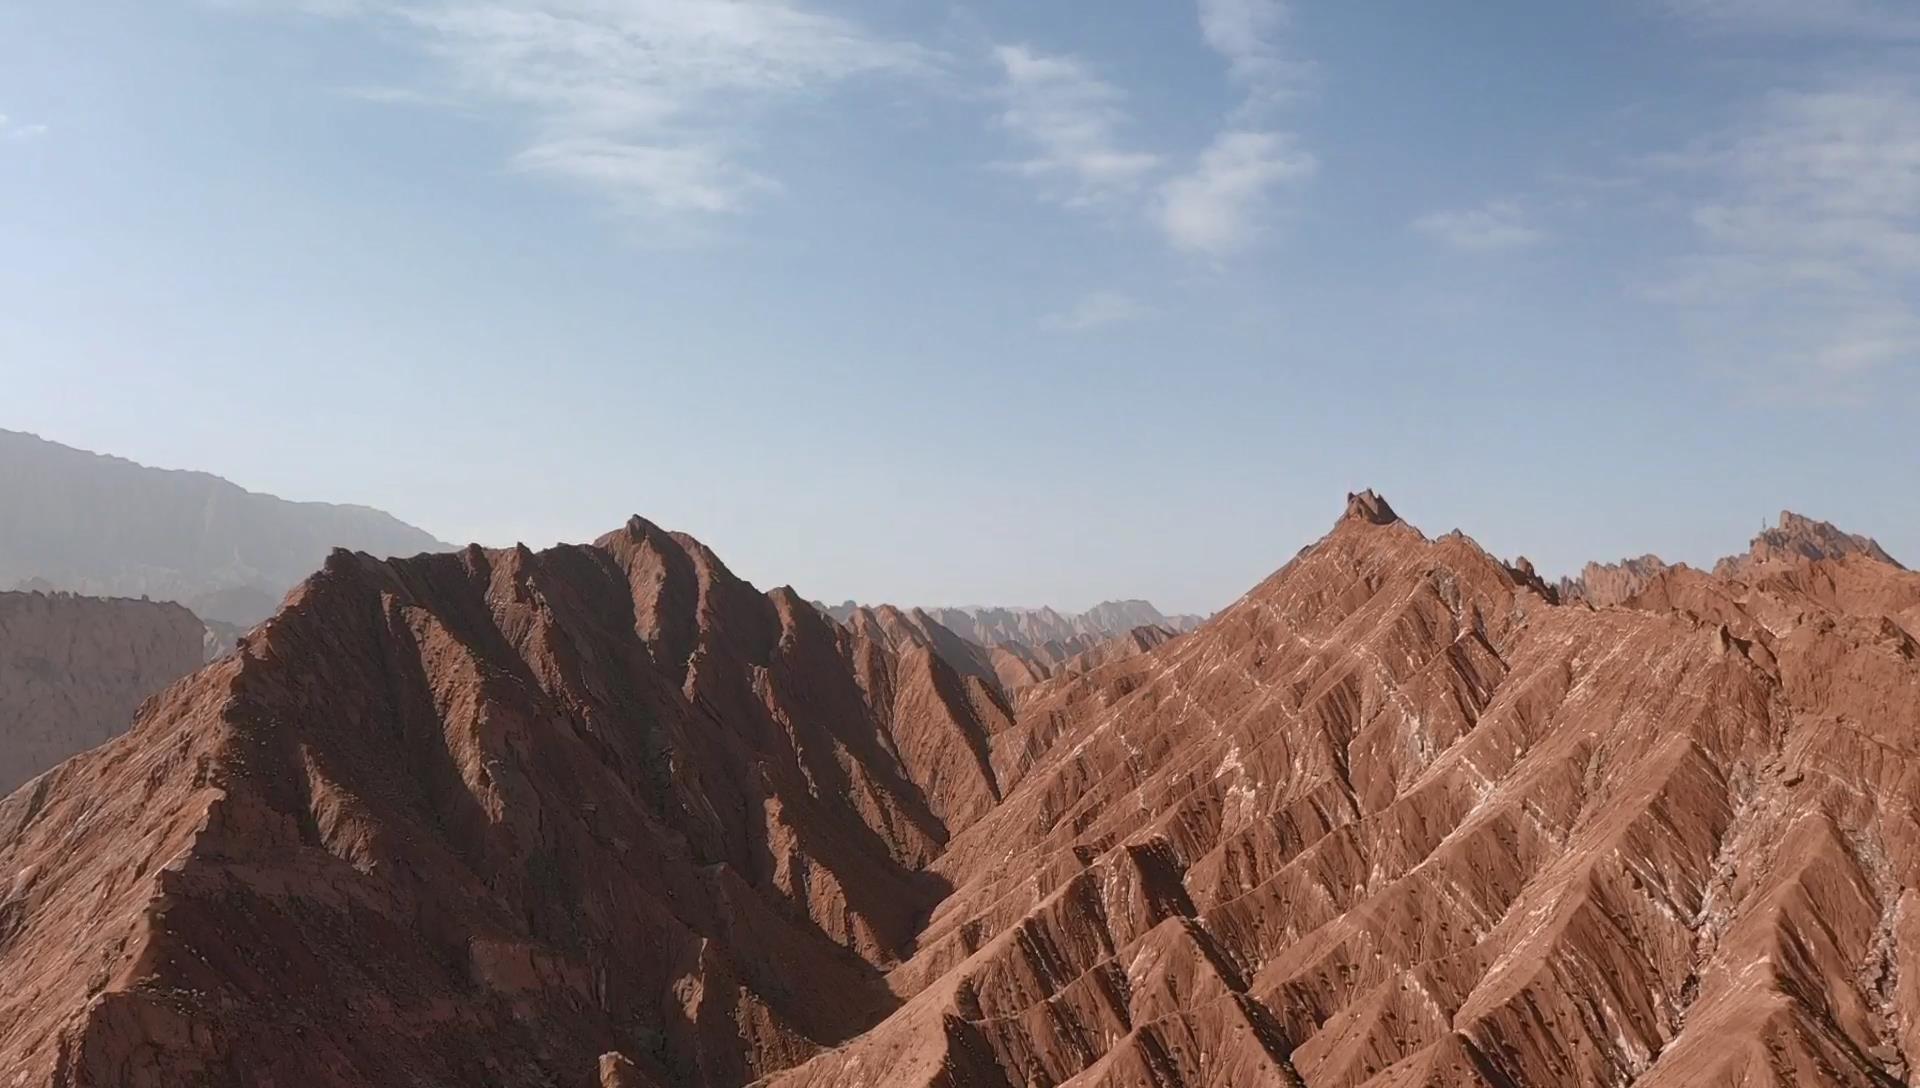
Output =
[
  {"x1": 0, "y1": 589, "x2": 205, "y2": 795},
  {"x1": 0, "y1": 429, "x2": 451, "y2": 626},
  {"x1": 4, "y1": 491, "x2": 1918, "y2": 1086}
]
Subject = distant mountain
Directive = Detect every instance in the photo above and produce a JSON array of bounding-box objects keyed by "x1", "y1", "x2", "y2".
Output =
[
  {"x1": 821, "y1": 598, "x2": 1203, "y2": 649},
  {"x1": 0, "y1": 429, "x2": 452, "y2": 625},
  {"x1": 0, "y1": 589, "x2": 205, "y2": 794},
  {"x1": 1556, "y1": 553, "x2": 1672, "y2": 608},
  {"x1": 925, "y1": 600, "x2": 1204, "y2": 646},
  {"x1": 1715, "y1": 509, "x2": 1904, "y2": 575},
  {"x1": 1558, "y1": 510, "x2": 1907, "y2": 609}
]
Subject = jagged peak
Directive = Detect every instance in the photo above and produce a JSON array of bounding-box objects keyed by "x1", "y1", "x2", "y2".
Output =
[
  {"x1": 1719, "y1": 509, "x2": 1904, "y2": 574},
  {"x1": 1343, "y1": 489, "x2": 1399, "y2": 526}
]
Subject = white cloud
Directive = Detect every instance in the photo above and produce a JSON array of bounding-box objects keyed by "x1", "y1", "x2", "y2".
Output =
[
  {"x1": 1412, "y1": 201, "x2": 1546, "y2": 252},
  {"x1": 513, "y1": 138, "x2": 776, "y2": 214},
  {"x1": 0, "y1": 114, "x2": 48, "y2": 142},
  {"x1": 1042, "y1": 290, "x2": 1154, "y2": 332},
  {"x1": 226, "y1": 0, "x2": 932, "y2": 221},
  {"x1": 987, "y1": 6, "x2": 1319, "y2": 258},
  {"x1": 1158, "y1": 130, "x2": 1316, "y2": 255},
  {"x1": 991, "y1": 45, "x2": 1161, "y2": 207},
  {"x1": 1662, "y1": 0, "x2": 1920, "y2": 38},
  {"x1": 1651, "y1": 78, "x2": 1920, "y2": 388},
  {"x1": 1195, "y1": 0, "x2": 1309, "y2": 110}
]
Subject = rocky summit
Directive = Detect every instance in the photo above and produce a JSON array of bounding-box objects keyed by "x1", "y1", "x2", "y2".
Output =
[{"x1": 4, "y1": 495, "x2": 1919, "y2": 1087}]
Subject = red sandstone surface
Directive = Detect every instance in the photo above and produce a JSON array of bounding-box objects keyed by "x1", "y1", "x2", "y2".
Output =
[{"x1": 4, "y1": 494, "x2": 1919, "y2": 1087}]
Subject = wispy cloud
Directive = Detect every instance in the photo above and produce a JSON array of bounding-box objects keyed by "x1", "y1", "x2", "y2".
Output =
[
  {"x1": 1196, "y1": 0, "x2": 1311, "y2": 112},
  {"x1": 1154, "y1": 0, "x2": 1315, "y2": 256},
  {"x1": 985, "y1": 2, "x2": 1318, "y2": 257},
  {"x1": 1661, "y1": 0, "x2": 1920, "y2": 39},
  {"x1": 0, "y1": 114, "x2": 48, "y2": 142},
  {"x1": 1413, "y1": 200, "x2": 1546, "y2": 252},
  {"x1": 1041, "y1": 290, "x2": 1154, "y2": 332},
  {"x1": 228, "y1": 0, "x2": 933, "y2": 223},
  {"x1": 991, "y1": 45, "x2": 1161, "y2": 207},
  {"x1": 1650, "y1": 78, "x2": 1920, "y2": 391},
  {"x1": 512, "y1": 138, "x2": 777, "y2": 215},
  {"x1": 1158, "y1": 130, "x2": 1316, "y2": 255}
]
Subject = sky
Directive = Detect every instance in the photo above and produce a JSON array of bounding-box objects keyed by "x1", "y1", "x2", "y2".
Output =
[{"x1": 2, "y1": 0, "x2": 1917, "y2": 615}]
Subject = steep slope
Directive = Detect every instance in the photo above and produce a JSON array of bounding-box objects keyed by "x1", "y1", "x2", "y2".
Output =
[
  {"x1": 773, "y1": 492, "x2": 1920, "y2": 1088},
  {"x1": 0, "y1": 430, "x2": 451, "y2": 625},
  {"x1": 0, "y1": 518, "x2": 1000, "y2": 1087},
  {"x1": 7, "y1": 495, "x2": 1920, "y2": 1088},
  {"x1": 1053, "y1": 623, "x2": 1179, "y2": 676},
  {"x1": 0, "y1": 591, "x2": 206, "y2": 793}
]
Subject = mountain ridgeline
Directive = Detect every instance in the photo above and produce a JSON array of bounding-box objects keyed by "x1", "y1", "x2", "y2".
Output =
[
  {"x1": 0, "y1": 429, "x2": 450, "y2": 626},
  {"x1": 2, "y1": 492, "x2": 1918, "y2": 1087}
]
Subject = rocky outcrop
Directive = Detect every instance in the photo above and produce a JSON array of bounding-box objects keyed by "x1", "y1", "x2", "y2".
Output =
[
  {"x1": 1716, "y1": 509, "x2": 1905, "y2": 576},
  {"x1": 1557, "y1": 554, "x2": 1673, "y2": 607},
  {"x1": 6, "y1": 497, "x2": 1920, "y2": 1087},
  {"x1": 0, "y1": 429, "x2": 450, "y2": 625},
  {"x1": 0, "y1": 590, "x2": 205, "y2": 794}
]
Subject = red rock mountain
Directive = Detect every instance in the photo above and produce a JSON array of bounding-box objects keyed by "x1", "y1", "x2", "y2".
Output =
[
  {"x1": 1716, "y1": 510, "x2": 1906, "y2": 577},
  {"x1": 1557, "y1": 554, "x2": 1671, "y2": 608},
  {"x1": 4, "y1": 494, "x2": 1919, "y2": 1087},
  {"x1": 0, "y1": 590, "x2": 206, "y2": 794}
]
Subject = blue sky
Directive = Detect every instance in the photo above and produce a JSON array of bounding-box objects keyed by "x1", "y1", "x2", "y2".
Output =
[{"x1": 3, "y1": 1, "x2": 1917, "y2": 613}]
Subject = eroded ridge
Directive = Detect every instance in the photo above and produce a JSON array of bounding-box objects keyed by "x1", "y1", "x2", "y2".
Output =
[{"x1": 4, "y1": 497, "x2": 1918, "y2": 1088}]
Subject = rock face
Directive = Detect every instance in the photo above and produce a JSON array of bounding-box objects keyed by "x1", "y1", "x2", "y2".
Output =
[
  {"x1": 5, "y1": 496, "x2": 1920, "y2": 1087},
  {"x1": 0, "y1": 429, "x2": 451, "y2": 625},
  {"x1": 0, "y1": 591, "x2": 206, "y2": 794}
]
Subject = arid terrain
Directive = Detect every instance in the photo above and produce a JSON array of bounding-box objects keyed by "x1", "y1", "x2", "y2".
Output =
[
  {"x1": 3, "y1": 495, "x2": 1917, "y2": 1087},
  {"x1": 0, "y1": 590, "x2": 206, "y2": 795}
]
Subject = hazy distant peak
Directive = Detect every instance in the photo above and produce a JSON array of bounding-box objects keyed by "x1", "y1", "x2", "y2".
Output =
[
  {"x1": 0, "y1": 429, "x2": 450, "y2": 626},
  {"x1": 1714, "y1": 509, "x2": 1903, "y2": 577}
]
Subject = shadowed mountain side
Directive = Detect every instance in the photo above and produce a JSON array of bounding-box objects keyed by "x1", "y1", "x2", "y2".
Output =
[{"x1": 0, "y1": 517, "x2": 1016, "y2": 1086}]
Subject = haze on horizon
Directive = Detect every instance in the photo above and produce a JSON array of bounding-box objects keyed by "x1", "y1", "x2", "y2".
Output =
[{"x1": 3, "y1": 0, "x2": 1917, "y2": 615}]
